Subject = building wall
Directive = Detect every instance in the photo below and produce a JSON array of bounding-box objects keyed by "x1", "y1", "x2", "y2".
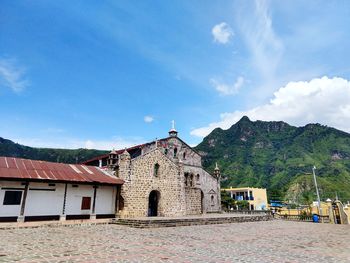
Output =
[
  {"x1": 183, "y1": 166, "x2": 221, "y2": 213},
  {"x1": 0, "y1": 180, "x2": 116, "y2": 218},
  {"x1": 117, "y1": 145, "x2": 221, "y2": 218},
  {"x1": 224, "y1": 187, "x2": 267, "y2": 210},
  {"x1": 118, "y1": 149, "x2": 187, "y2": 218}
]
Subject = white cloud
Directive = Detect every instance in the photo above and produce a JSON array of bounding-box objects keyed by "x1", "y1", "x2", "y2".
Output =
[
  {"x1": 210, "y1": 76, "x2": 244, "y2": 96},
  {"x1": 191, "y1": 76, "x2": 350, "y2": 137},
  {"x1": 238, "y1": 0, "x2": 283, "y2": 82},
  {"x1": 144, "y1": 115, "x2": 154, "y2": 123},
  {"x1": 0, "y1": 58, "x2": 29, "y2": 93},
  {"x1": 13, "y1": 136, "x2": 145, "y2": 150},
  {"x1": 212, "y1": 22, "x2": 234, "y2": 44}
]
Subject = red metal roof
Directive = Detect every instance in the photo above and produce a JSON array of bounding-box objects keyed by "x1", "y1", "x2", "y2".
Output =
[{"x1": 0, "y1": 157, "x2": 124, "y2": 185}]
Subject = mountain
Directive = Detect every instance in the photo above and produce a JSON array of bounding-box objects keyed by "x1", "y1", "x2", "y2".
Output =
[
  {"x1": 0, "y1": 137, "x2": 108, "y2": 164},
  {"x1": 194, "y1": 116, "x2": 350, "y2": 202}
]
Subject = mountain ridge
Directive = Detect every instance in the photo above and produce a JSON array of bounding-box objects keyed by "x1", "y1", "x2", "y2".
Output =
[{"x1": 194, "y1": 116, "x2": 350, "y2": 202}]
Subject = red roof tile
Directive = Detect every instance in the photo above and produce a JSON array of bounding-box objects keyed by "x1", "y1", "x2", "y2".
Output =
[{"x1": 0, "y1": 157, "x2": 123, "y2": 185}]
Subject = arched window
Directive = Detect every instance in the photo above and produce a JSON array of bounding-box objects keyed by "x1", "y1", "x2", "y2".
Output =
[
  {"x1": 154, "y1": 163, "x2": 160, "y2": 177},
  {"x1": 211, "y1": 195, "x2": 215, "y2": 205},
  {"x1": 183, "y1": 152, "x2": 186, "y2": 160},
  {"x1": 196, "y1": 174, "x2": 200, "y2": 181},
  {"x1": 173, "y1": 147, "x2": 178, "y2": 157},
  {"x1": 190, "y1": 174, "x2": 194, "y2": 187},
  {"x1": 184, "y1": 173, "x2": 189, "y2": 186}
]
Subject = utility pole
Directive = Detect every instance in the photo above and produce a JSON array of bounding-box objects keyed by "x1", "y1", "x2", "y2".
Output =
[{"x1": 312, "y1": 166, "x2": 322, "y2": 217}]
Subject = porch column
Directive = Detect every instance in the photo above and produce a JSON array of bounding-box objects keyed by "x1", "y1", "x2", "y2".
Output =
[
  {"x1": 90, "y1": 185, "x2": 98, "y2": 219},
  {"x1": 60, "y1": 183, "x2": 68, "y2": 221},
  {"x1": 17, "y1": 181, "x2": 29, "y2": 222}
]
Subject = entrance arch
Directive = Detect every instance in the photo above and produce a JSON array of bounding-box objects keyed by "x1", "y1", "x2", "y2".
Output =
[{"x1": 148, "y1": 190, "x2": 160, "y2": 217}]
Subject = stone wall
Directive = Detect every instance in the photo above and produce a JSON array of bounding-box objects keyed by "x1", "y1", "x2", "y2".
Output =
[
  {"x1": 118, "y1": 149, "x2": 187, "y2": 218},
  {"x1": 115, "y1": 135, "x2": 221, "y2": 218}
]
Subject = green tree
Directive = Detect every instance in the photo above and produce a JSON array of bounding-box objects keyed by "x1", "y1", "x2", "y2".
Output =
[{"x1": 221, "y1": 190, "x2": 236, "y2": 211}]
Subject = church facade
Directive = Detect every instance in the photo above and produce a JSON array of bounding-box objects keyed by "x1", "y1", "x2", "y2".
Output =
[{"x1": 84, "y1": 126, "x2": 221, "y2": 218}]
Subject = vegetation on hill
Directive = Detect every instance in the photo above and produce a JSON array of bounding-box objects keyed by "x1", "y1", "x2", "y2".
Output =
[
  {"x1": 195, "y1": 116, "x2": 350, "y2": 203},
  {"x1": 0, "y1": 137, "x2": 108, "y2": 164}
]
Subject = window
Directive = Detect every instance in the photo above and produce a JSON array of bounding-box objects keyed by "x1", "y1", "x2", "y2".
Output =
[
  {"x1": 196, "y1": 174, "x2": 200, "y2": 181},
  {"x1": 3, "y1": 191, "x2": 22, "y2": 205},
  {"x1": 190, "y1": 174, "x2": 194, "y2": 187},
  {"x1": 164, "y1": 148, "x2": 168, "y2": 155},
  {"x1": 173, "y1": 147, "x2": 177, "y2": 157},
  {"x1": 154, "y1": 163, "x2": 160, "y2": 177},
  {"x1": 81, "y1": 197, "x2": 91, "y2": 210},
  {"x1": 183, "y1": 152, "x2": 186, "y2": 160},
  {"x1": 211, "y1": 195, "x2": 215, "y2": 205},
  {"x1": 184, "y1": 173, "x2": 189, "y2": 186}
]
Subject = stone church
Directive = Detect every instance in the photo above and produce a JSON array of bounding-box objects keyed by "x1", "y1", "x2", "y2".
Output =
[{"x1": 83, "y1": 124, "x2": 221, "y2": 218}]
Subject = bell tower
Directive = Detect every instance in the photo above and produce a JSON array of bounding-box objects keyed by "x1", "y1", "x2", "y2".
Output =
[{"x1": 168, "y1": 120, "x2": 178, "y2": 137}]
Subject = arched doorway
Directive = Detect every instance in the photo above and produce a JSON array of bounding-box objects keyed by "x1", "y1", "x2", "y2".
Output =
[{"x1": 148, "y1": 190, "x2": 160, "y2": 217}]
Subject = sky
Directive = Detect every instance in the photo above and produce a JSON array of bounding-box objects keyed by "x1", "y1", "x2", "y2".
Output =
[{"x1": 1, "y1": 0, "x2": 350, "y2": 150}]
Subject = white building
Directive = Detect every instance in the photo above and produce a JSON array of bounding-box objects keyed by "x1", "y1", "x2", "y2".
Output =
[{"x1": 0, "y1": 157, "x2": 124, "y2": 222}]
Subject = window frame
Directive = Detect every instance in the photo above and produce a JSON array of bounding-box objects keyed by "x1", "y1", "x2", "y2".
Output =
[{"x1": 3, "y1": 190, "x2": 23, "y2": 205}]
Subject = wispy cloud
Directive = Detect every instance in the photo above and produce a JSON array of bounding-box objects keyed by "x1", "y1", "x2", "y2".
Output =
[
  {"x1": 144, "y1": 115, "x2": 154, "y2": 123},
  {"x1": 13, "y1": 136, "x2": 145, "y2": 150},
  {"x1": 237, "y1": 0, "x2": 283, "y2": 83},
  {"x1": 0, "y1": 57, "x2": 29, "y2": 93},
  {"x1": 212, "y1": 22, "x2": 234, "y2": 44},
  {"x1": 210, "y1": 76, "x2": 244, "y2": 96},
  {"x1": 191, "y1": 76, "x2": 350, "y2": 137}
]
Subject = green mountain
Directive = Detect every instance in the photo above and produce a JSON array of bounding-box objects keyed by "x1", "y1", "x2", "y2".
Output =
[
  {"x1": 195, "y1": 116, "x2": 350, "y2": 203},
  {"x1": 0, "y1": 137, "x2": 108, "y2": 164}
]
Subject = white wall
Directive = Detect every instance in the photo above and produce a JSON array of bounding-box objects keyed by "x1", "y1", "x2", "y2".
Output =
[
  {"x1": 0, "y1": 180, "x2": 117, "y2": 218},
  {"x1": 25, "y1": 182, "x2": 64, "y2": 216},
  {"x1": 95, "y1": 186, "x2": 116, "y2": 214}
]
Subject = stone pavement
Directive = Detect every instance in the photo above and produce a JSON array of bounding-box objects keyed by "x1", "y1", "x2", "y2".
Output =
[{"x1": 0, "y1": 220, "x2": 349, "y2": 262}]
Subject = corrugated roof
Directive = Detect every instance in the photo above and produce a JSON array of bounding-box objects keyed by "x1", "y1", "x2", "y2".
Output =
[{"x1": 0, "y1": 157, "x2": 123, "y2": 185}]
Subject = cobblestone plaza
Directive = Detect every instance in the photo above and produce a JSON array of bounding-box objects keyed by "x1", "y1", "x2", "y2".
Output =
[{"x1": 0, "y1": 220, "x2": 349, "y2": 262}]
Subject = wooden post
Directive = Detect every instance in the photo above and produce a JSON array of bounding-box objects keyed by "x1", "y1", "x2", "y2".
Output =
[
  {"x1": 18, "y1": 181, "x2": 29, "y2": 222},
  {"x1": 90, "y1": 185, "x2": 98, "y2": 219},
  {"x1": 60, "y1": 183, "x2": 68, "y2": 221}
]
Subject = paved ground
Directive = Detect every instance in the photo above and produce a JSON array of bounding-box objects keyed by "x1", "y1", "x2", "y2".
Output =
[{"x1": 0, "y1": 220, "x2": 349, "y2": 262}]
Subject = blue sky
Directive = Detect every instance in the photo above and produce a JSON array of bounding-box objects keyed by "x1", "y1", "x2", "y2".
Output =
[{"x1": 1, "y1": 0, "x2": 350, "y2": 149}]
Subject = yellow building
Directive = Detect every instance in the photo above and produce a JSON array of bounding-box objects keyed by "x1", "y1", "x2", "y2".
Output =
[{"x1": 223, "y1": 187, "x2": 268, "y2": 210}]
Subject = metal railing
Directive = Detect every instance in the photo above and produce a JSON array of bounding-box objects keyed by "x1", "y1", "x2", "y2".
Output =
[
  {"x1": 224, "y1": 209, "x2": 271, "y2": 215},
  {"x1": 276, "y1": 214, "x2": 330, "y2": 223}
]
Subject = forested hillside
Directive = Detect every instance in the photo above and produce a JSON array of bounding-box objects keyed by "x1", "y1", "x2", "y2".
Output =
[{"x1": 195, "y1": 116, "x2": 350, "y2": 202}]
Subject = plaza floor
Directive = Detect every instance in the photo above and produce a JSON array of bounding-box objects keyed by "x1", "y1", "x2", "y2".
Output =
[{"x1": 0, "y1": 220, "x2": 349, "y2": 262}]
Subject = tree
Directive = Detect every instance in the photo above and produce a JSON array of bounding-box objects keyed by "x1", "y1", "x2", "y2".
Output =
[
  {"x1": 221, "y1": 190, "x2": 236, "y2": 211},
  {"x1": 236, "y1": 200, "x2": 249, "y2": 210}
]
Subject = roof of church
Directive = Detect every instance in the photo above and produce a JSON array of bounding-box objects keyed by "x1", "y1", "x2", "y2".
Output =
[
  {"x1": 81, "y1": 136, "x2": 201, "y2": 165},
  {"x1": 0, "y1": 156, "x2": 124, "y2": 185}
]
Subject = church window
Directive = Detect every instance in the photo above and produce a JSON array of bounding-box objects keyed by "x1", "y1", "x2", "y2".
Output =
[
  {"x1": 154, "y1": 163, "x2": 160, "y2": 177},
  {"x1": 211, "y1": 195, "x2": 215, "y2": 205},
  {"x1": 196, "y1": 174, "x2": 200, "y2": 181},
  {"x1": 183, "y1": 152, "x2": 186, "y2": 160},
  {"x1": 190, "y1": 174, "x2": 194, "y2": 187},
  {"x1": 184, "y1": 173, "x2": 189, "y2": 186},
  {"x1": 174, "y1": 147, "x2": 177, "y2": 157}
]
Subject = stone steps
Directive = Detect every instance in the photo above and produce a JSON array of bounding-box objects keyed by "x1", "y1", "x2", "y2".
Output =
[{"x1": 112, "y1": 215, "x2": 272, "y2": 228}]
